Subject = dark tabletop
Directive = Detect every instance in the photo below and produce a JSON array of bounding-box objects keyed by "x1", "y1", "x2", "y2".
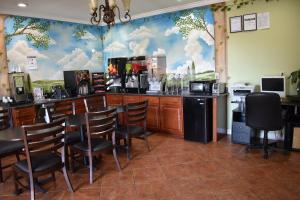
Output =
[{"x1": 0, "y1": 127, "x2": 23, "y2": 141}]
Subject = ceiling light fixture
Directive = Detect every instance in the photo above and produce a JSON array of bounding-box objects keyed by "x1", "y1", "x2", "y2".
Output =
[
  {"x1": 17, "y1": 2, "x2": 28, "y2": 8},
  {"x1": 89, "y1": 0, "x2": 131, "y2": 28}
]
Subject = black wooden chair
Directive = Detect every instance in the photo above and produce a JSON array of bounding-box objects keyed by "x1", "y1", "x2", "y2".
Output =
[
  {"x1": 0, "y1": 109, "x2": 23, "y2": 183},
  {"x1": 48, "y1": 101, "x2": 81, "y2": 169},
  {"x1": 245, "y1": 92, "x2": 284, "y2": 159},
  {"x1": 84, "y1": 95, "x2": 106, "y2": 112},
  {"x1": 13, "y1": 118, "x2": 74, "y2": 200},
  {"x1": 116, "y1": 100, "x2": 150, "y2": 160},
  {"x1": 70, "y1": 108, "x2": 121, "y2": 184}
]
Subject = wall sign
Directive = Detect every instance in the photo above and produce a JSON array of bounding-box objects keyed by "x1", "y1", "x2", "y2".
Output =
[
  {"x1": 230, "y1": 16, "x2": 243, "y2": 33},
  {"x1": 257, "y1": 12, "x2": 270, "y2": 30},
  {"x1": 27, "y1": 56, "x2": 38, "y2": 70},
  {"x1": 243, "y1": 13, "x2": 257, "y2": 31}
]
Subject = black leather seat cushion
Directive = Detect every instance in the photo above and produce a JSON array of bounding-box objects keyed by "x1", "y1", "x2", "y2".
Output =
[
  {"x1": 15, "y1": 153, "x2": 61, "y2": 173},
  {"x1": 116, "y1": 125, "x2": 145, "y2": 138},
  {"x1": 65, "y1": 131, "x2": 81, "y2": 145},
  {"x1": 0, "y1": 141, "x2": 23, "y2": 156},
  {"x1": 72, "y1": 138, "x2": 112, "y2": 152}
]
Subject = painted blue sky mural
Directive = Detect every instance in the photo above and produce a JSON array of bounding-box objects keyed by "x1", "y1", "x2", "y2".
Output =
[
  {"x1": 5, "y1": 17, "x2": 102, "y2": 81},
  {"x1": 4, "y1": 6, "x2": 215, "y2": 83},
  {"x1": 103, "y1": 6, "x2": 215, "y2": 75}
]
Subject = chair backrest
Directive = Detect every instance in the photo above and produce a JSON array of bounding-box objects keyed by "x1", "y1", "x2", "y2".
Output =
[
  {"x1": 125, "y1": 100, "x2": 148, "y2": 128},
  {"x1": 22, "y1": 118, "x2": 66, "y2": 157},
  {"x1": 54, "y1": 101, "x2": 75, "y2": 115},
  {"x1": 49, "y1": 101, "x2": 75, "y2": 121},
  {"x1": 0, "y1": 109, "x2": 10, "y2": 130},
  {"x1": 85, "y1": 108, "x2": 117, "y2": 145},
  {"x1": 84, "y1": 95, "x2": 106, "y2": 112},
  {"x1": 246, "y1": 92, "x2": 283, "y2": 131}
]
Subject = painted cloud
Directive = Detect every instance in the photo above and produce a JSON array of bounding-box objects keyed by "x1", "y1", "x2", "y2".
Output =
[
  {"x1": 7, "y1": 40, "x2": 48, "y2": 70},
  {"x1": 104, "y1": 41, "x2": 126, "y2": 53}
]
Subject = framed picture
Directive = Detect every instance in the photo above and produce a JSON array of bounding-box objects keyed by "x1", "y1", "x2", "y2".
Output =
[
  {"x1": 230, "y1": 16, "x2": 242, "y2": 33},
  {"x1": 243, "y1": 13, "x2": 257, "y2": 31}
]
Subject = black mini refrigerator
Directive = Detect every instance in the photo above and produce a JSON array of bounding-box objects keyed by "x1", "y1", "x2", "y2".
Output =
[{"x1": 183, "y1": 97, "x2": 213, "y2": 143}]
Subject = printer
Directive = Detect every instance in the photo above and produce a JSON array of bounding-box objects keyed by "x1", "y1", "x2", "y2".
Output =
[{"x1": 229, "y1": 83, "x2": 255, "y2": 112}]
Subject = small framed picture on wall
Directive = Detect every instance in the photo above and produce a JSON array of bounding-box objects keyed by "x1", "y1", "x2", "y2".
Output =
[
  {"x1": 243, "y1": 13, "x2": 257, "y2": 31},
  {"x1": 230, "y1": 16, "x2": 242, "y2": 33}
]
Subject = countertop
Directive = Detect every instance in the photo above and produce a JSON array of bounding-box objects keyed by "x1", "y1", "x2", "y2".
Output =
[
  {"x1": 0, "y1": 93, "x2": 105, "y2": 109},
  {"x1": 106, "y1": 92, "x2": 228, "y2": 98},
  {"x1": 0, "y1": 92, "x2": 228, "y2": 110}
]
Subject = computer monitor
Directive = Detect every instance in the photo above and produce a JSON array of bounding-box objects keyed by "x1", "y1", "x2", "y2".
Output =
[{"x1": 261, "y1": 76, "x2": 286, "y2": 97}]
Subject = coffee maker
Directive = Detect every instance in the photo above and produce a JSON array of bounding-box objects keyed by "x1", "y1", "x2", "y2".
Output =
[
  {"x1": 64, "y1": 70, "x2": 91, "y2": 97},
  {"x1": 8, "y1": 72, "x2": 30, "y2": 103}
]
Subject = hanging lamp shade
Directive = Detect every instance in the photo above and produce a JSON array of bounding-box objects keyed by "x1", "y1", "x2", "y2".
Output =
[
  {"x1": 122, "y1": 0, "x2": 131, "y2": 12},
  {"x1": 108, "y1": 0, "x2": 116, "y2": 8}
]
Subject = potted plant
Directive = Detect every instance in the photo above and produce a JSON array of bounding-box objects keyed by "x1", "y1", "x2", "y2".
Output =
[{"x1": 289, "y1": 69, "x2": 300, "y2": 96}]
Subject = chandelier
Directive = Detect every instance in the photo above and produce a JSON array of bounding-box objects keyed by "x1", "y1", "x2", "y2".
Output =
[{"x1": 89, "y1": 0, "x2": 131, "y2": 28}]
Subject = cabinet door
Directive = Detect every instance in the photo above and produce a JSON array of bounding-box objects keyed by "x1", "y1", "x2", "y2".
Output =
[
  {"x1": 12, "y1": 106, "x2": 36, "y2": 127},
  {"x1": 123, "y1": 95, "x2": 141, "y2": 104},
  {"x1": 140, "y1": 96, "x2": 160, "y2": 130},
  {"x1": 106, "y1": 94, "x2": 123, "y2": 106},
  {"x1": 160, "y1": 105, "x2": 183, "y2": 136},
  {"x1": 147, "y1": 105, "x2": 160, "y2": 130}
]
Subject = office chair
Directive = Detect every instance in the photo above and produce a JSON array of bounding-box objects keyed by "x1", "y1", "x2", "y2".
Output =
[{"x1": 245, "y1": 92, "x2": 283, "y2": 159}]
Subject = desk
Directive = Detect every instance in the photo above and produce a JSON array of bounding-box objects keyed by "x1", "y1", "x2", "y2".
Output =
[{"x1": 231, "y1": 97, "x2": 300, "y2": 150}]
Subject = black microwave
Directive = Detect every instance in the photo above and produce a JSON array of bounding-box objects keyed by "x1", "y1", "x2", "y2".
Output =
[{"x1": 189, "y1": 81, "x2": 215, "y2": 94}]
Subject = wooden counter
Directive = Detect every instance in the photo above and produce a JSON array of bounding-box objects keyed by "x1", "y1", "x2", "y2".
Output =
[
  {"x1": 106, "y1": 93, "x2": 227, "y2": 141},
  {"x1": 7, "y1": 94, "x2": 105, "y2": 127}
]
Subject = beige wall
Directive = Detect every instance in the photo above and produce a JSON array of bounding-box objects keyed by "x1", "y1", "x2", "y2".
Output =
[{"x1": 226, "y1": 0, "x2": 300, "y2": 131}]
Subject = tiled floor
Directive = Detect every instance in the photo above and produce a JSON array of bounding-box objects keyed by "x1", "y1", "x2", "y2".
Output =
[{"x1": 1, "y1": 133, "x2": 300, "y2": 200}]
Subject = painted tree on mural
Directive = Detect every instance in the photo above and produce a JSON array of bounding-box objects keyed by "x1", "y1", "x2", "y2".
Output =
[
  {"x1": 73, "y1": 25, "x2": 88, "y2": 40},
  {"x1": 173, "y1": 9, "x2": 214, "y2": 40},
  {"x1": 5, "y1": 16, "x2": 51, "y2": 49}
]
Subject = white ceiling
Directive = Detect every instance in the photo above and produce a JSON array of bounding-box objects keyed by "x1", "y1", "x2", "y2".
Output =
[{"x1": 0, "y1": 0, "x2": 224, "y2": 24}]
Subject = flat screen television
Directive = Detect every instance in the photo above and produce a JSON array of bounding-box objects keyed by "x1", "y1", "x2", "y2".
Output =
[{"x1": 261, "y1": 76, "x2": 286, "y2": 97}]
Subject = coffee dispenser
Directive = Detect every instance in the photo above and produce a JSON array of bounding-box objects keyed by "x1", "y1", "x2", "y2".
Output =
[{"x1": 8, "y1": 72, "x2": 30, "y2": 103}]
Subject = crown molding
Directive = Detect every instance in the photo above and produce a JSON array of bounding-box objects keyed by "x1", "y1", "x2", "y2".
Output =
[
  {"x1": 0, "y1": 10, "x2": 89, "y2": 25},
  {"x1": 129, "y1": 0, "x2": 226, "y2": 22},
  {"x1": 0, "y1": 0, "x2": 226, "y2": 25}
]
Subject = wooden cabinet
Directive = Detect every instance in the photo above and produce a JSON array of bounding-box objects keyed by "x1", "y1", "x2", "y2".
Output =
[
  {"x1": 105, "y1": 94, "x2": 183, "y2": 136},
  {"x1": 123, "y1": 95, "x2": 141, "y2": 104},
  {"x1": 12, "y1": 106, "x2": 36, "y2": 127},
  {"x1": 106, "y1": 94, "x2": 123, "y2": 106},
  {"x1": 159, "y1": 96, "x2": 183, "y2": 137},
  {"x1": 141, "y1": 96, "x2": 160, "y2": 130}
]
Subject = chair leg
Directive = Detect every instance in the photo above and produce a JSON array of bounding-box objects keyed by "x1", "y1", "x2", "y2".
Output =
[
  {"x1": 62, "y1": 165, "x2": 74, "y2": 192},
  {"x1": 13, "y1": 168, "x2": 21, "y2": 195},
  {"x1": 16, "y1": 153, "x2": 20, "y2": 161},
  {"x1": 65, "y1": 146, "x2": 70, "y2": 170},
  {"x1": 144, "y1": 137, "x2": 151, "y2": 152},
  {"x1": 126, "y1": 137, "x2": 132, "y2": 160},
  {"x1": 29, "y1": 174, "x2": 35, "y2": 200},
  {"x1": 51, "y1": 172, "x2": 56, "y2": 181},
  {"x1": 0, "y1": 159, "x2": 3, "y2": 183},
  {"x1": 88, "y1": 153, "x2": 93, "y2": 184},
  {"x1": 69, "y1": 148, "x2": 75, "y2": 173},
  {"x1": 263, "y1": 130, "x2": 269, "y2": 159},
  {"x1": 112, "y1": 148, "x2": 121, "y2": 171}
]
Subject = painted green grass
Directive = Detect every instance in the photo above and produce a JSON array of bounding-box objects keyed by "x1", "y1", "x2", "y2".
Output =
[{"x1": 31, "y1": 80, "x2": 64, "y2": 92}]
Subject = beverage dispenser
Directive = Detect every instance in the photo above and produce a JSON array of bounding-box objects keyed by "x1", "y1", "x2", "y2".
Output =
[{"x1": 8, "y1": 72, "x2": 30, "y2": 103}]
